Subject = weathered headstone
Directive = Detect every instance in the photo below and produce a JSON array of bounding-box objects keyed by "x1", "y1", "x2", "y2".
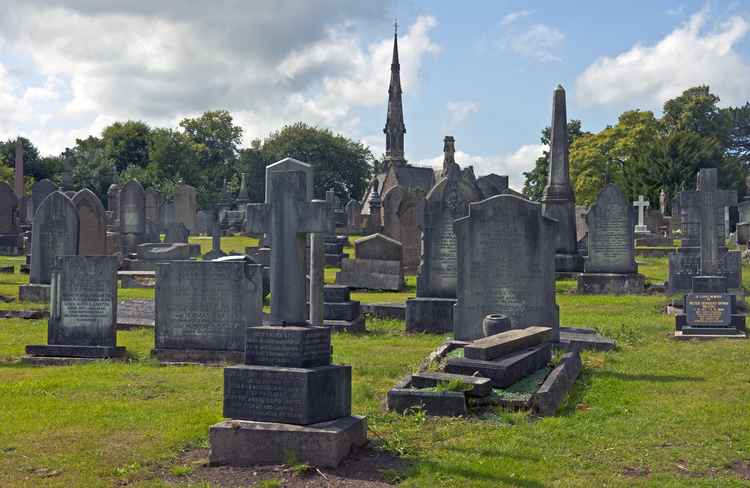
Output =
[
  {"x1": 0, "y1": 182, "x2": 21, "y2": 254},
  {"x1": 475, "y1": 174, "x2": 509, "y2": 199},
  {"x1": 31, "y1": 179, "x2": 57, "y2": 217},
  {"x1": 174, "y1": 183, "x2": 198, "y2": 232},
  {"x1": 335, "y1": 233, "x2": 404, "y2": 291},
  {"x1": 236, "y1": 172, "x2": 250, "y2": 205},
  {"x1": 577, "y1": 184, "x2": 644, "y2": 294},
  {"x1": 344, "y1": 199, "x2": 362, "y2": 233},
  {"x1": 119, "y1": 180, "x2": 146, "y2": 254},
  {"x1": 24, "y1": 255, "x2": 125, "y2": 362},
  {"x1": 72, "y1": 189, "x2": 107, "y2": 256},
  {"x1": 382, "y1": 185, "x2": 422, "y2": 271},
  {"x1": 540, "y1": 85, "x2": 582, "y2": 273},
  {"x1": 165, "y1": 222, "x2": 190, "y2": 243},
  {"x1": 154, "y1": 260, "x2": 263, "y2": 362},
  {"x1": 195, "y1": 210, "x2": 212, "y2": 235},
  {"x1": 454, "y1": 194, "x2": 559, "y2": 342},
  {"x1": 145, "y1": 188, "x2": 162, "y2": 230},
  {"x1": 107, "y1": 183, "x2": 121, "y2": 220}
]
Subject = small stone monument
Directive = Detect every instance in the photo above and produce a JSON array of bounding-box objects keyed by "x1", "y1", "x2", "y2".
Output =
[
  {"x1": 335, "y1": 233, "x2": 404, "y2": 291},
  {"x1": 21, "y1": 191, "x2": 79, "y2": 302},
  {"x1": 633, "y1": 195, "x2": 650, "y2": 234},
  {"x1": 154, "y1": 260, "x2": 263, "y2": 362},
  {"x1": 210, "y1": 158, "x2": 366, "y2": 467},
  {"x1": 454, "y1": 194, "x2": 559, "y2": 342},
  {"x1": 0, "y1": 182, "x2": 21, "y2": 255},
  {"x1": 24, "y1": 255, "x2": 125, "y2": 364},
  {"x1": 164, "y1": 222, "x2": 190, "y2": 243},
  {"x1": 577, "y1": 184, "x2": 645, "y2": 294}
]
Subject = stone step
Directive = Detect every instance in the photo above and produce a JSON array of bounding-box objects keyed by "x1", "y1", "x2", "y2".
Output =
[
  {"x1": 324, "y1": 301, "x2": 360, "y2": 322},
  {"x1": 463, "y1": 326, "x2": 552, "y2": 361},
  {"x1": 386, "y1": 389, "x2": 467, "y2": 417},
  {"x1": 324, "y1": 285, "x2": 350, "y2": 303},
  {"x1": 445, "y1": 344, "x2": 551, "y2": 388},
  {"x1": 411, "y1": 371, "x2": 491, "y2": 397}
]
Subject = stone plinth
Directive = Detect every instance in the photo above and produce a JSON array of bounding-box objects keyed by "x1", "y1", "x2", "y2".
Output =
[
  {"x1": 405, "y1": 297, "x2": 455, "y2": 333},
  {"x1": 245, "y1": 326, "x2": 331, "y2": 368},
  {"x1": 577, "y1": 273, "x2": 645, "y2": 295},
  {"x1": 335, "y1": 258, "x2": 403, "y2": 291}
]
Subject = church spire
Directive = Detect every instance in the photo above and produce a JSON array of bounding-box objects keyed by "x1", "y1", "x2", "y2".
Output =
[{"x1": 384, "y1": 20, "x2": 406, "y2": 168}]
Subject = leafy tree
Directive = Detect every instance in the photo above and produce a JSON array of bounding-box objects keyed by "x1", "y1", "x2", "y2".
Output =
[
  {"x1": 68, "y1": 136, "x2": 111, "y2": 200},
  {"x1": 0, "y1": 137, "x2": 48, "y2": 180},
  {"x1": 258, "y1": 122, "x2": 373, "y2": 201},
  {"x1": 238, "y1": 145, "x2": 266, "y2": 203},
  {"x1": 724, "y1": 102, "x2": 750, "y2": 171},
  {"x1": 102, "y1": 121, "x2": 151, "y2": 172},
  {"x1": 148, "y1": 128, "x2": 202, "y2": 197},
  {"x1": 662, "y1": 86, "x2": 730, "y2": 143},
  {"x1": 522, "y1": 120, "x2": 586, "y2": 201}
]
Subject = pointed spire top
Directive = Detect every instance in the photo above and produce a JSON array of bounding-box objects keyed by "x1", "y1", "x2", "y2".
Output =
[
  {"x1": 394, "y1": 18, "x2": 398, "y2": 36},
  {"x1": 391, "y1": 19, "x2": 400, "y2": 66},
  {"x1": 556, "y1": 84, "x2": 565, "y2": 91}
]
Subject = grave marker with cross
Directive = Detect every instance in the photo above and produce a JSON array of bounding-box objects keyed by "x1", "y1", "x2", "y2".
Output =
[
  {"x1": 679, "y1": 168, "x2": 737, "y2": 276},
  {"x1": 633, "y1": 195, "x2": 650, "y2": 233},
  {"x1": 246, "y1": 158, "x2": 334, "y2": 325}
]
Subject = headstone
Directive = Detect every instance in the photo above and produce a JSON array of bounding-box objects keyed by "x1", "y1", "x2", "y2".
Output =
[
  {"x1": 119, "y1": 180, "x2": 146, "y2": 234},
  {"x1": 195, "y1": 210, "x2": 212, "y2": 235},
  {"x1": 24, "y1": 255, "x2": 125, "y2": 361},
  {"x1": 174, "y1": 183, "x2": 198, "y2": 232},
  {"x1": 454, "y1": 194, "x2": 559, "y2": 341},
  {"x1": 633, "y1": 195, "x2": 650, "y2": 233},
  {"x1": 540, "y1": 85, "x2": 581, "y2": 273},
  {"x1": 159, "y1": 200, "x2": 176, "y2": 230},
  {"x1": 366, "y1": 179, "x2": 382, "y2": 234},
  {"x1": 107, "y1": 183, "x2": 121, "y2": 219},
  {"x1": 660, "y1": 189, "x2": 668, "y2": 215},
  {"x1": 31, "y1": 179, "x2": 57, "y2": 217},
  {"x1": 335, "y1": 233, "x2": 404, "y2": 291},
  {"x1": 577, "y1": 184, "x2": 644, "y2": 294},
  {"x1": 344, "y1": 199, "x2": 362, "y2": 233},
  {"x1": 29, "y1": 192, "x2": 79, "y2": 285},
  {"x1": 72, "y1": 189, "x2": 107, "y2": 256},
  {"x1": 204, "y1": 214, "x2": 227, "y2": 260},
  {"x1": 165, "y1": 222, "x2": 190, "y2": 243},
  {"x1": 14, "y1": 138, "x2": 24, "y2": 198},
  {"x1": 154, "y1": 260, "x2": 263, "y2": 363},
  {"x1": 382, "y1": 185, "x2": 422, "y2": 271},
  {"x1": 0, "y1": 182, "x2": 21, "y2": 254},
  {"x1": 145, "y1": 189, "x2": 162, "y2": 229},
  {"x1": 475, "y1": 174, "x2": 509, "y2": 198}
]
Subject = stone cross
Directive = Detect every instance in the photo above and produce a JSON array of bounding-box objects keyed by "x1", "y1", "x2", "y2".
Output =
[
  {"x1": 681, "y1": 169, "x2": 737, "y2": 276},
  {"x1": 247, "y1": 158, "x2": 333, "y2": 325},
  {"x1": 633, "y1": 195, "x2": 649, "y2": 232}
]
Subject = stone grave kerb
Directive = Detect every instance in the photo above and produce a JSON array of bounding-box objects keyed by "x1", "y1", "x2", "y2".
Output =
[{"x1": 246, "y1": 158, "x2": 334, "y2": 325}]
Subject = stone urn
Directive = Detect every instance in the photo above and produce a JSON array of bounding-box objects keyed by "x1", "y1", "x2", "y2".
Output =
[{"x1": 482, "y1": 314, "x2": 511, "y2": 337}]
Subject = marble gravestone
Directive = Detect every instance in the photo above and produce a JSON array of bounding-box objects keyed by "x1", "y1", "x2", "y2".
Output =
[
  {"x1": 453, "y1": 194, "x2": 559, "y2": 342},
  {"x1": 335, "y1": 233, "x2": 404, "y2": 291},
  {"x1": 154, "y1": 261, "x2": 263, "y2": 363},
  {"x1": 31, "y1": 179, "x2": 57, "y2": 218},
  {"x1": 174, "y1": 183, "x2": 198, "y2": 232},
  {"x1": 72, "y1": 189, "x2": 107, "y2": 256},
  {"x1": 0, "y1": 182, "x2": 21, "y2": 255},
  {"x1": 407, "y1": 139, "x2": 482, "y2": 333},
  {"x1": 382, "y1": 185, "x2": 423, "y2": 271},
  {"x1": 577, "y1": 184, "x2": 645, "y2": 294},
  {"x1": 210, "y1": 158, "x2": 365, "y2": 468},
  {"x1": 24, "y1": 256, "x2": 126, "y2": 363},
  {"x1": 119, "y1": 180, "x2": 146, "y2": 254},
  {"x1": 21, "y1": 192, "x2": 79, "y2": 302}
]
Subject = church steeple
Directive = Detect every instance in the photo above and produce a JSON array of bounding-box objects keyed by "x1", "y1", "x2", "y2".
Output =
[{"x1": 384, "y1": 20, "x2": 406, "y2": 168}]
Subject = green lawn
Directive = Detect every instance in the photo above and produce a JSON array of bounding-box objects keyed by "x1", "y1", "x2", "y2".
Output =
[{"x1": 1, "y1": 238, "x2": 750, "y2": 487}]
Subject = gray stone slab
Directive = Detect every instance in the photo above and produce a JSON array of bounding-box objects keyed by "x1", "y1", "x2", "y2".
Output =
[
  {"x1": 405, "y1": 297, "x2": 455, "y2": 333},
  {"x1": 31, "y1": 179, "x2": 57, "y2": 216},
  {"x1": 335, "y1": 258, "x2": 403, "y2": 291},
  {"x1": 72, "y1": 189, "x2": 107, "y2": 256},
  {"x1": 18, "y1": 283, "x2": 50, "y2": 302},
  {"x1": 120, "y1": 180, "x2": 146, "y2": 234},
  {"x1": 117, "y1": 300, "x2": 154, "y2": 328},
  {"x1": 30, "y1": 191, "x2": 79, "y2": 285},
  {"x1": 155, "y1": 261, "x2": 263, "y2": 356},
  {"x1": 137, "y1": 242, "x2": 195, "y2": 260},
  {"x1": 445, "y1": 344, "x2": 551, "y2": 388},
  {"x1": 245, "y1": 325, "x2": 331, "y2": 368},
  {"x1": 174, "y1": 184, "x2": 197, "y2": 232},
  {"x1": 583, "y1": 184, "x2": 637, "y2": 274},
  {"x1": 208, "y1": 416, "x2": 367, "y2": 468},
  {"x1": 576, "y1": 273, "x2": 645, "y2": 294},
  {"x1": 382, "y1": 185, "x2": 422, "y2": 271},
  {"x1": 411, "y1": 371, "x2": 491, "y2": 397},
  {"x1": 354, "y1": 233, "x2": 402, "y2": 261},
  {"x1": 463, "y1": 326, "x2": 553, "y2": 361},
  {"x1": 532, "y1": 351, "x2": 582, "y2": 416},
  {"x1": 25, "y1": 344, "x2": 126, "y2": 358},
  {"x1": 223, "y1": 364, "x2": 351, "y2": 424},
  {"x1": 557, "y1": 329, "x2": 616, "y2": 351},
  {"x1": 386, "y1": 389, "x2": 467, "y2": 416},
  {"x1": 360, "y1": 303, "x2": 405, "y2": 320}
]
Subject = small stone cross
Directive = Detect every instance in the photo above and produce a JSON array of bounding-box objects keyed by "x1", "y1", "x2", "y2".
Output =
[{"x1": 633, "y1": 195, "x2": 650, "y2": 233}]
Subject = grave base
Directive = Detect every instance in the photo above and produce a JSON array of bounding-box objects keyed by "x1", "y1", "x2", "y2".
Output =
[
  {"x1": 557, "y1": 327, "x2": 616, "y2": 351},
  {"x1": 405, "y1": 297, "x2": 456, "y2": 333},
  {"x1": 25, "y1": 344, "x2": 127, "y2": 358},
  {"x1": 21, "y1": 355, "x2": 125, "y2": 366},
  {"x1": 18, "y1": 283, "x2": 50, "y2": 302},
  {"x1": 208, "y1": 415, "x2": 367, "y2": 468},
  {"x1": 554, "y1": 253, "x2": 583, "y2": 273},
  {"x1": 151, "y1": 348, "x2": 244, "y2": 364},
  {"x1": 360, "y1": 303, "x2": 405, "y2": 320},
  {"x1": 324, "y1": 316, "x2": 366, "y2": 332},
  {"x1": 674, "y1": 329, "x2": 747, "y2": 339},
  {"x1": 387, "y1": 389, "x2": 468, "y2": 416},
  {"x1": 576, "y1": 273, "x2": 645, "y2": 295}
]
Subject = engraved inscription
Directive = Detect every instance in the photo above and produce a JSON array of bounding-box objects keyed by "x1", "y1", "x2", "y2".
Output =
[
  {"x1": 224, "y1": 369, "x2": 306, "y2": 421},
  {"x1": 685, "y1": 294, "x2": 732, "y2": 326}
]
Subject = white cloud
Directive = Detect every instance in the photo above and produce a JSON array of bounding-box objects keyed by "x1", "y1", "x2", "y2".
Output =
[
  {"x1": 0, "y1": 2, "x2": 440, "y2": 154},
  {"x1": 413, "y1": 144, "x2": 546, "y2": 191},
  {"x1": 576, "y1": 11, "x2": 750, "y2": 108},
  {"x1": 494, "y1": 11, "x2": 564, "y2": 63},
  {"x1": 445, "y1": 101, "x2": 479, "y2": 128}
]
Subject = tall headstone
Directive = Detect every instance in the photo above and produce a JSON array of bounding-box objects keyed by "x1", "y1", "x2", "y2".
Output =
[
  {"x1": 24, "y1": 256, "x2": 126, "y2": 362},
  {"x1": 382, "y1": 185, "x2": 422, "y2": 271},
  {"x1": 577, "y1": 184, "x2": 644, "y2": 294},
  {"x1": 174, "y1": 183, "x2": 198, "y2": 232},
  {"x1": 62, "y1": 148, "x2": 74, "y2": 191},
  {"x1": 659, "y1": 189, "x2": 668, "y2": 215},
  {"x1": 212, "y1": 157, "x2": 364, "y2": 468},
  {"x1": 14, "y1": 138, "x2": 24, "y2": 198},
  {"x1": 31, "y1": 179, "x2": 57, "y2": 217},
  {"x1": 145, "y1": 188, "x2": 162, "y2": 229},
  {"x1": 72, "y1": 189, "x2": 107, "y2": 256},
  {"x1": 0, "y1": 182, "x2": 21, "y2": 255},
  {"x1": 344, "y1": 199, "x2": 362, "y2": 233},
  {"x1": 540, "y1": 85, "x2": 582, "y2": 273},
  {"x1": 107, "y1": 183, "x2": 121, "y2": 222},
  {"x1": 454, "y1": 195, "x2": 558, "y2": 342},
  {"x1": 119, "y1": 180, "x2": 146, "y2": 254},
  {"x1": 165, "y1": 222, "x2": 190, "y2": 244},
  {"x1": 237, "y1": 172, "x2": 250, "y2": 205},
  {"x1": 154, "y1": 260, "x2": 263, "y2": 362}
]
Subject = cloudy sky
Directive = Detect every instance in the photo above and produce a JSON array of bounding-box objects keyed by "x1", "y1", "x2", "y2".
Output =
[{"x1": 1, "y1": 1, "x2": 749, "y2": 190}]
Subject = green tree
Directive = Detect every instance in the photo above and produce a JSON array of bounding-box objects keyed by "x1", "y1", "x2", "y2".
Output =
[
  {"x1": 662, "y1": 86, "x2": 730, "y2": 143},
  {"x1": 238, "y1": 144, "x2": 266, "y2": 203},
  {"x1": 148, "y1": 128, "x2": 202, "y2": 197},
  {"x1": 68, "y1": 136, "x2": 111, "y2": 200},
  {"x1": 102, "y1": 121, "x2": 151, "y2": 172},
  {"x1": 259, "y1": 122, "x2": 373, "y2": 201},
  {"x1": 0, "y1": 137, "x2": 48, "y2": 180},
  {"x1": 522, "y1": 120, "x2": 586, "y2": 201}
]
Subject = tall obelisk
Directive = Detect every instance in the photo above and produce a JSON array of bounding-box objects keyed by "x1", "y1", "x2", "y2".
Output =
[
  {"x1": 541, "y1": 85, "x2": 582, "y2": 273},
  {"x1": 14, "y1": 138, "x2": 23, "y2": 198}
]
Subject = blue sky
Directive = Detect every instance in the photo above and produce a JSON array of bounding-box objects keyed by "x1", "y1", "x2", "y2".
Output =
[{"x1": 0, "y1": 1, "x2": 748, "y2": 189}]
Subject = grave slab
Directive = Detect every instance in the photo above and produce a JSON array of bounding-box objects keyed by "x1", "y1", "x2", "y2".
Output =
[
  {"x1": 463, "y1": 326, "x2": 552, "y2": 361},
  {"x1": 445, "y1": 344, "x2": 551, "y2": 388}
]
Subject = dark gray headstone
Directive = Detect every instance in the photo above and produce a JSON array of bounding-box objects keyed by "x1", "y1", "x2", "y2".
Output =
[
  {"x1": 107, "y1": 184, "x2": 121, "y2": 215},
  {"x1": 30, "y1": 192, "x2": 79, "y2": 284},
  {"x1": 583, "y1": 184, "x2": 636, "y2": 274},
  {"x1": 685, "y1": 293, "x2": 732, "y2": 327},
  {"x1": 119, "y1": 180, "x2": 145, "y2": 234},
  {"x1": 145, "y1": 189, "x2": 162, "y2": 228},
  {"x1": 31, "y1": 179, "x2": 57, "y2": 217},
  {"x1": 355, "y1": 233, "x2": 401, "y2": 261},
  {"x1": 454, "y1": 195, "x2": 559, "y2": 342},
  {"x1": 174, "y1": 183, "x2": 197, "y2": 232},
  {"x1": 475, "y1": 174, "x2": 509, "y2": 199},
  {"x1": 382, "y1": 186, "x2": 423, "y2": 271},
  {"x1": 72, "y1": 189, "x2": 106, "y2": 256},
  {"x1": 0, "y1": 182, "x2": 18, "y2": 234},
  {"x1": 165, "y1": 222, "x2": 190, "y2": 243},
  {"x1": 344, "y1": 199, "x2": 362, "y2": 232},
  {"x1": 155, "y1": 261, "x2": 263, "y2": 354}
]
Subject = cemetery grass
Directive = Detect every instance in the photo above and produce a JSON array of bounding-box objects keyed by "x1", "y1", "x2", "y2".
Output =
[{"x1": 0, "y1": 254, "x2": 749, "y2": 486}]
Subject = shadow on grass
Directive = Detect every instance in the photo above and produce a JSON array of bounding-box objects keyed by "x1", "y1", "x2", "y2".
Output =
[
  {"x1": 416, "y1": 458, "x2": 547, "y2": 488},
  {"x1": 441, "y1": 445, "x2": 541, "y2": 463},
  {"x1": 591, "y1": 370, "x2": 705, "y2": 383}
]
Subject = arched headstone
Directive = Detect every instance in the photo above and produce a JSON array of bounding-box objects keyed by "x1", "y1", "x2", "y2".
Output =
[{"x1": 72, "y1": 189, "x2": 107, "y2": 256}]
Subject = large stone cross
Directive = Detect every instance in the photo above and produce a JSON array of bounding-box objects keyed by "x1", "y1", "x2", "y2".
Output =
[
  {"x1": 247, "y1": 158, "x2": 334, "y2": 325},
  {"x1": 680, "y1": 168, "x2": 737, "y2": 276},
  {"x1": 633, "y1": 195, "x2": 649, "y2": 232}
]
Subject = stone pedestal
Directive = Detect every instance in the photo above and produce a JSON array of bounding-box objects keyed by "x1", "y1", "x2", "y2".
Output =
[
  {"x1": 674, "y1": 276, "x2": 747, "y2": 339},
  {"x1": 19, "y1": 283, "x2": 50, "y2": 302},
  {"x1": 577, "y1": 273, "x2": 645, "y2": 295},
  {"x1": 405, "y1": 297, "x2": 455, "y2": 333},
  {"x1": 322, "y1": 285, "x2": 365, "y2": 331},
  {"x1": 554, "y1": 253, "x2": 584, "y2": 273}
]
